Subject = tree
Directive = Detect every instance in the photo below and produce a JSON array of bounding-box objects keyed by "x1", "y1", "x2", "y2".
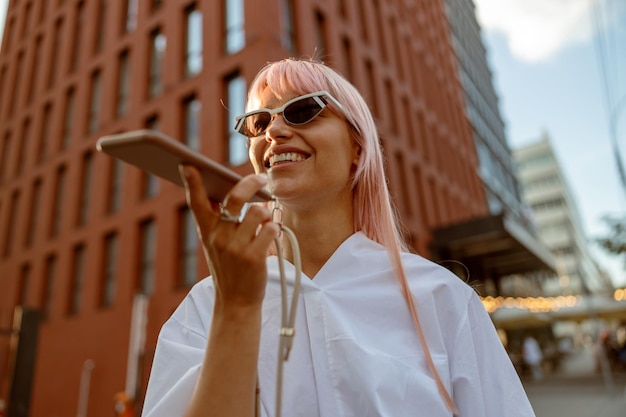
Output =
[{"x1": 597, "y1": 215, "x2": 626, "y2": 263}]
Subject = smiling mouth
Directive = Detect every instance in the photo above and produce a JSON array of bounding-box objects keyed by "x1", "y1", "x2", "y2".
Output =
[{"x1": 265, "y1": 152, "x2": 309, "y2": 168}]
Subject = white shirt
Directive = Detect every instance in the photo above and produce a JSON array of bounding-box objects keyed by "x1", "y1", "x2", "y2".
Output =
[{"x1": 142, "y1": 232, "x2": 535, "y2": 417}]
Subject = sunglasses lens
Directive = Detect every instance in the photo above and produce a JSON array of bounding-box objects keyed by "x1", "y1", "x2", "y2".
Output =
[
  {"x1": 241, "y1": 112, "x2": 271, "y2": 137},
  {"x1": 237, "y1": 94, "x2": 328, "y2": 137},
  {"x1": 284, "y1": 97, "x2": 324, "y2": 124}
]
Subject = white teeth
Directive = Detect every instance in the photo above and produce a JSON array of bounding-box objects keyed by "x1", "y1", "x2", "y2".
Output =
[{"x1": 268, "y1": 152, "x2": 306, "y2": 166}]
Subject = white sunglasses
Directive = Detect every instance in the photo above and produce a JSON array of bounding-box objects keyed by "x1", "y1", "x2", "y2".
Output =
[{"x1": 234, "y1": 91, "x2": 344, "y2": 138}]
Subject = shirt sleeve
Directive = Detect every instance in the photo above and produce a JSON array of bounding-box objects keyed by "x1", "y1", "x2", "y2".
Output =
[
  {"x1": 141, "y1": 281, "x2": 214, "y2": 417},
  {"x1": 451, "y1": 290, "x2": 536, "y2": 417}
]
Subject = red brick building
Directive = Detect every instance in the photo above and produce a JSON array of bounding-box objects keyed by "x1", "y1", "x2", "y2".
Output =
[{"x1": 0, "y1": 0, "x2": 487, "y2": 415}]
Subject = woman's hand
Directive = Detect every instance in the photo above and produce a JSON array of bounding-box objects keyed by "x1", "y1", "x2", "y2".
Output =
[{"x1": 179, "y1": 164, "x2": 280, "y2": 309}]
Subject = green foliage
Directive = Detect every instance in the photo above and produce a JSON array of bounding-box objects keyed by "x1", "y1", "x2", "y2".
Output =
[{"x1": 597, "y1": 215, "x2": 626, "y2": 256}]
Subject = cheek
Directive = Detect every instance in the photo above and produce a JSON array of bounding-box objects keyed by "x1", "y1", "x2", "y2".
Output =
[{"x1": 248, "y1": 142, "x2": 265, "y2": 173}]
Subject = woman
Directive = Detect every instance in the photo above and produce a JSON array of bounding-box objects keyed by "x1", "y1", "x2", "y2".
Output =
[{"x1": 141, "y1": 58, "x2": 535, "y2": 417}]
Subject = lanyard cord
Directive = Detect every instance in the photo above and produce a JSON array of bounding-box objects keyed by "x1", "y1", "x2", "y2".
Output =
[{"x1": 255, "y1": 202, "x2": 302, "y2": 417}]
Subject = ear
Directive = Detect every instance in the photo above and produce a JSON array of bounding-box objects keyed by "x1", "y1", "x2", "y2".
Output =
[{"x1": 352, "y1": 143, "x2": 362, "y2": 167}]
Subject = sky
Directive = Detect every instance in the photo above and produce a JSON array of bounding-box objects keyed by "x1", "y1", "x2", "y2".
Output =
[
  {"x1": 473, "y1": 0, "x2": 626, "y2": 286},
  {"x1": 0, "y1": 0, "x2": 624, "y2": 285},
  {"x1": 0, "y1": 1, "x2": 5, "y2": 45}
]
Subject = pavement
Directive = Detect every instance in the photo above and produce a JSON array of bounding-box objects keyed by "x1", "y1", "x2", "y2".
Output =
[{"x1": 522, "y1": 345, "x2": 626, "y2": 417}]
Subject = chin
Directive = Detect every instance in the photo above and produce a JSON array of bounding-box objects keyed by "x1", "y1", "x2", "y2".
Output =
[{"x1": 266, "y1": 179, "x2": 302, "y2": 201}]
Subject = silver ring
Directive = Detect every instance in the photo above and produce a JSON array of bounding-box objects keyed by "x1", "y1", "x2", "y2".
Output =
[{"x1": 219, "y1": 204, "x2": 241, "y2": 224}]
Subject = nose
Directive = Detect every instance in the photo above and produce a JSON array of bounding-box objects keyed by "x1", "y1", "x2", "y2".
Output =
[{"x1": 265, "y1": 113, "x2": 292, "y2": 142}]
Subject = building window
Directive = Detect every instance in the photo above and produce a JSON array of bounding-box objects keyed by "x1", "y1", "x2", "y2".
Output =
[
  {"x1": 69, "y1": 1, "x2": 85, "y2": 73},
  {"x1": 225, "y1": 0, "x2": 244, "y2": 54},
  {"x1": 100, "y1": 232, "x2": 118, "y2": 307},
  {"x1": 94, "y1": 0, "x2": 107, "y2": 53},
  {"x1": 149, "y1": 28, "x2": 166, "y2": 98},
  {"x1": 116, "y1": 50, "x2": 131, "y2": 118},
  {"x1": 107, "y1": 159, "x2": 123, "y2": 214},
  {"x1": 123, "y1": 0, "x2": 138, "y2": 33},
  {"x1": 182, "y1": 95, "x2": 201, "y2": 150},
  {"x1": 61, "y1": 87, "x2": 75, "y2": 149},
  {"x1": 38, "y1": 1, "x2": 47, "y2": 24},
  {"x1": 2, "y1": 191, "x2": 20, "y2": 258},
  {"x1": 314, "y1": 10, "x2": 327, "y2": 58},
  {"x1": 372, "y1": 0, "x2": 387, "y2": 61},
  {"x1": 88, "y1": 70, "x2": 102, "y2": 133},
  {"x1": 138, "y1": 219, "x2": 157, "y2": 295},
  {"x1": 0, "y1": 65, "x2": 7, "y2": 112},
  {"x1": 21, "y1": 2, "x2": 33, "y2": 37},
  {"x1": 48, "y1": 18, "x2": 64, "y2": 90},
  {"x1": 8, "y1": 51, "x2": 24, "y2": 118},
  {"x1": 152, "y1": 0, "x2": 163, "y2": 12},
  {"x1": 364, "y1": 60, "x2": 379, "y2": 118},
  {"x1": 341, "y1": 37, "x2": 353, "y2": 82},
  {"x1": 17, "y1": 263, "x2": 31, "y2": 306},
  {"x1": 519, "y1": 153, "x2": 554, "y2": 169},
  {"x1": 0, "y1": 132, "x2": 11, "y2": 184},
  {"x1": 4, "y1": 18, "x2": 15, "y2": 53},
  {"x1": 225, "y1": 74, "x2": 247, "y2": 165},
  {"x1": 142, "y1": 117, "x2": 160, "y2": 198},
  {"x1": 37, "y1": 103, "x2": 53, "y2": 163},
  {"x1": 395, "y1": 153, "x2": 412, "y2": 217},
  {"x1": 384, "y1": 80, "x2": 398, "y2": 134},
  {"x1": 24, "y1": 178, "x2": 42, "y2": 248},
  {"x1": 77, "y1": 153, "x2": 93, "y2": 226},
  {"x1": 185, "y1": 6, "x2": 203, "y2": 77},
  {"x1": 50, "y1": 166, "x2": 66, "y2": 237},
  {"x1": 178, "y1": 206, "x2": 198, "y2": 287},
  {"x1": 355, "y1": 1, "x2": 369, "y2": 43},
  {"x1": 280, "y1": 0, "x2": 295, "y2": 52},
  {"x1": 42, "y1": 254, "x2": 57, "y2": 319},
  {"x1": 532, "y1": 198, "x2": 565, "y2": 212},
  {"x1": 68, "y1": 244, "x2": 86, "y2": 315},
  {"x1": 26, "y1": 35, "x2": 43, "y2": 103},
  {"x1": 15, "y1": 118, "x2": 30, "y2": 177}
]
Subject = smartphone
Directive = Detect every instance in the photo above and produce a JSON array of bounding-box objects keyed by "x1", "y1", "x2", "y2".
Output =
[{"x1": 96, "y1": 130, "x2": 272, "y2": 203}]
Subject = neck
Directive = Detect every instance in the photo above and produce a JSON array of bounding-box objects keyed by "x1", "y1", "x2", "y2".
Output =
[{"x1": 277, "y1": 197, "x2": 355, "y2": 278}]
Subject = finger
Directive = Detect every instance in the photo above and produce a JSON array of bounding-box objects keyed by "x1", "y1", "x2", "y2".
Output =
[
  {"x1": 249, "y1": 221, "x2": 281, "y2": 253},
  {"x1": 179, "y1": 164, "x2": 217, "y2": 237},
  {"x1": 231, "y1": 204, "x2": 273, "y2": 243},
  {"x1": 221, "y1": 174, "x2": 268, "y2": 219}
]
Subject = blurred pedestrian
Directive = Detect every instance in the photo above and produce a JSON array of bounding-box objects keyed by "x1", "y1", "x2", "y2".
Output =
[{"x1": 523, "y1": 335, "x2": 544, "y2": 381}]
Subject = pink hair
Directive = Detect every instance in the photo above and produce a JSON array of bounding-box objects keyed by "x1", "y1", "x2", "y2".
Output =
[{"x1": 247, "y1": 58, "x2": 457, "y2": 413}]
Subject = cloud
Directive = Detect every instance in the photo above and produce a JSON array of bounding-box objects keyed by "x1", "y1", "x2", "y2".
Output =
[
  {"x1": 0, "y1": 0, "x2": 7, "y2": 45},
  {"x1": 473, "y1": 0, "x2": 594, "y2": 63}
]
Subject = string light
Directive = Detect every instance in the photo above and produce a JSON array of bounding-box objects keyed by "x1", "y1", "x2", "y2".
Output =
[{"x1": 481, "y1": 295, "x2": 579, "y2": 313}]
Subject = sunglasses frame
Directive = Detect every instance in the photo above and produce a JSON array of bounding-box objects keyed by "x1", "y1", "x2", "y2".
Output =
[{"x1": 234, "y1": 90, "x2": 344, "y2": 138}]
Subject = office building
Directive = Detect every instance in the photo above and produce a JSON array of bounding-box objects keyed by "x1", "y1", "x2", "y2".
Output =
[
  {"x1": 513, "y1": 133, "x2": 614, "y2": 296},
  {"x1": 433, "y1": 0, "x2": 554, "y2": 296}
]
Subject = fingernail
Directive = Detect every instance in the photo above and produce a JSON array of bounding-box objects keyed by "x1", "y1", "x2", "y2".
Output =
[{"x1": 257, "y1": 173, "x2": 268, "y2": 183}]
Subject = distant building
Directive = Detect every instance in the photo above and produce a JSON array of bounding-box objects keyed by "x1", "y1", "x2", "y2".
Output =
[
  {"x1": 513, "y1": 132, "x2": 614, "y2": 296},
  {"x1": 435, "y1": 0, "x2": 555, "y2": 296}
]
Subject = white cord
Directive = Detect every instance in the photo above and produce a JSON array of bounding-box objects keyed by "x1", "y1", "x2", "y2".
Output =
[{"x1": 255, "y1": 204, "x2": 302, "y2": 417}]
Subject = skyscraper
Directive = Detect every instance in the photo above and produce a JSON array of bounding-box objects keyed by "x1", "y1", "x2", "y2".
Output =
[
  {"x1": 514, "y1": 133, "x2": 613, "y2": 296},
  {"x1": 434, "y1": 0, "x2": 554, "y2": 296}
]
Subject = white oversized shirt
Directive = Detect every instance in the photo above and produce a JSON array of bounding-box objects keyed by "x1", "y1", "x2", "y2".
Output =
[{"x1": 142, "y1": 232, "x2": 535, "y2": 417}]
